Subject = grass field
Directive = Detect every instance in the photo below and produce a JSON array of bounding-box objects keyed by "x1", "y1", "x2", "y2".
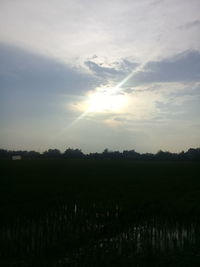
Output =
[{"x1": 0, "y1": 160, "x2": 200, "y2": 266}]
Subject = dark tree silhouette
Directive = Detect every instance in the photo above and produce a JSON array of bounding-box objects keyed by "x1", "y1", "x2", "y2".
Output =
[
  {"x1": 0, "y1": 147, "x2": 200, "y2": 160},
  {"x1": 43, "y1": 149, "x2": 61, "y2": 158},
  {"x1": 63, "y1": 148, "x2": 84, "y2": 159}
]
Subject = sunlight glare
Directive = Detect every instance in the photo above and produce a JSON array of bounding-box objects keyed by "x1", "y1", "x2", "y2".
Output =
[{"x1": 86, "y1": 89, "x2": 127, "y2": 113}]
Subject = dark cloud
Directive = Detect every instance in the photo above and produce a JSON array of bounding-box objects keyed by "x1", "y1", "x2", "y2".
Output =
[
  {"x1": 132, "y1": 50, "x2": 200, "y2": 85},
  {"x1": 85, "y1": 59, "x2": 138, "y2": 79},
  {"x1": 85, "y1": 60, "x2": 120, "y2": 76},
  {"x1": 0, "y1": 43, "x2": 101, "y2": 123},
  {"x1": 0, "y1": 43, "x2": 98, "y2": 95}
]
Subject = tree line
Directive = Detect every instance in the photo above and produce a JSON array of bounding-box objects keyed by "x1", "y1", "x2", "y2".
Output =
[{"x1": 0, "y1": 147, "x2": 200, "y2": 160}]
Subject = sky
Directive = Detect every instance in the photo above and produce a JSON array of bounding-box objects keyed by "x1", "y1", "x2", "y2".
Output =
[{"x1": 0, "y1": 0, "x2": 200, "y2": 153}]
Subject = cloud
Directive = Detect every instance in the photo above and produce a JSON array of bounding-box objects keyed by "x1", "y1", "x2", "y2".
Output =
[
  {"x1": 1, "y1": 0, "x2": 199, "y2": 65},
  {"x1": 121, "y1": 60, "x2": 139, "y2": 72},
  {"x1": 131, "y1": 50, "x2": 200, "y2": 85},
  {"x1": 149, "y1": 0, "x2": 165, "y2": 6},
  {"x1": 85, "y1": 61, "x2": 120, "y2": 76},
  {"x1": 0, "y1": 43, "x2": 99, "y2": 95},
  {"x1": 0, "y1": 42, "x2": 103, "y2": 128},
  {"x1": 69, "y1": 50, "x2": 200, "y2": 126},
  {"x1": 179, "y1": 20, "x2": 200, "y2": 30},
  {"x1": 84, "y1": 58, "x2": 138, "y2": 81}
]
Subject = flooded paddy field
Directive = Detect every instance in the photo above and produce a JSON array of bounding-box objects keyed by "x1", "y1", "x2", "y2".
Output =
[{"x1": 0, "y1": 160, "x2": 200, "y2": 266}]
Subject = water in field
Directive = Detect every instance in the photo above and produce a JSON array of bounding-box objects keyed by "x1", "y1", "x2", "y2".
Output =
[{"x1": 1, "y1": 203, "x2": 200, "y2": 266}]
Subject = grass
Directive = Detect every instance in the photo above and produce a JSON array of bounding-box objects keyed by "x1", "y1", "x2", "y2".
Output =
[{"x1": 0, "y1": 159, "x2": 200, "y2": 266}]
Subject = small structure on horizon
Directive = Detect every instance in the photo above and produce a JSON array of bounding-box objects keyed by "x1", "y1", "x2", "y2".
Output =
[{"x1": 12, "y1": 155, "x2": 22, "y2": 160}]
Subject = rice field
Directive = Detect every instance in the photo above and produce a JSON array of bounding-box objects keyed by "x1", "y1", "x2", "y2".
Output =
[{"x1": 0, "y1": 160, "x2": 200, "y2": 266}]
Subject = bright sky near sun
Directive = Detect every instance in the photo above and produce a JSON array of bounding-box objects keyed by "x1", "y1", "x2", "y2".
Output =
[{"x1": 0, "y1": 0, "x2": 200, "y2": 153}]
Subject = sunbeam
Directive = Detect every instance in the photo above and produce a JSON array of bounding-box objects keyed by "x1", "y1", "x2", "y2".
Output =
[{"x1": 67, "y1": 62, "x2": 147, "y2": 128}]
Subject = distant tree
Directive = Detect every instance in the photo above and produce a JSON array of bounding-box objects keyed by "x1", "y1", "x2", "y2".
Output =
[
  {"x1": 185, "y1": 148, "x2": 200, "y2": 160},
  {"x1": 155, "y1": 150, "x2": 174, "y2": 160},
  {"x1": 111, "y1": 151, "x2": 122, "y2": 159},
  {"x1": 63, "y1": 148, "x2": 84, "y2": 159},
  {"x1": 0, "y1": 149, "x2": 9, "y2": 158},
  {"x1": 26, "y1": 150, "x2": 40, "y2": 159},
  {"x1": 122, "y1": 150, "x2": 140, "y2": 160},
  {"x1": 178, "y1": 151, "x2": 185, "y2": 160},
  {"x1": 43, "y1": 149, "x2": 61, "y2": 158},
  {"x1": 88, "y1": 152, "x2": 102, "y2": 159},
  {"x1": 103, "y1": 148, "x2": 109, "y2": 154},
  {"x1": 142, "y1": 153, "x2": 155, "y2": 160},
  {"x1": 1, "y1": 147, "x2": 200, "y2": 161}
]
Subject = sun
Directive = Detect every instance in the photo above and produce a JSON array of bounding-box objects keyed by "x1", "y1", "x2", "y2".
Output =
[
  {"x1": 86, "y1": 89, "x2": 127, "y2": 113},
  {"x1": 69, "y1": 87, "x2": 128, "y2": 127}
]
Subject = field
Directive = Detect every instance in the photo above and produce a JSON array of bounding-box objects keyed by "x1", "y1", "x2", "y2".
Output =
[{"x1": 0, "y1": 160, "x2": 200, "y2": 266}]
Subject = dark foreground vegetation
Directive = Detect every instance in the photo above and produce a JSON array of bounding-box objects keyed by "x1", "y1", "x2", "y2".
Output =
[{"x1": 1, "y1": 159, "x2": 200, "y2": 266}]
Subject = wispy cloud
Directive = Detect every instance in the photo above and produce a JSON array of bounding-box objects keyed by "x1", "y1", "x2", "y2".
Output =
[
  {"x1": 178, "y1": 20, "x2": 200, "y2": 30},
  {"x1": 1, "y1": 0, "x2": 200, "y2": 63}
]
